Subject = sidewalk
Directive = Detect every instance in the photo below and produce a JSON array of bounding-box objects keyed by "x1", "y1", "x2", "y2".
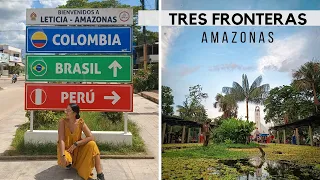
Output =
[
  {"x1": 0, "y1": 90, "x2": 159, "y2": 180},
  {"x1": 139, "y1": 90, "x2": 159, "y2": 104}
]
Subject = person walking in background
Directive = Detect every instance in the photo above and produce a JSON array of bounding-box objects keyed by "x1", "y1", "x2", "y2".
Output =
[{"x1": 203, "y1": 121, "x2": 211, "y2": 146}]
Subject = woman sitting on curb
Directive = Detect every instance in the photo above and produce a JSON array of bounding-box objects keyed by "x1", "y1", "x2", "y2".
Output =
[{"x1": 57, "y1": 103, "x2": 105, "y2": 180}]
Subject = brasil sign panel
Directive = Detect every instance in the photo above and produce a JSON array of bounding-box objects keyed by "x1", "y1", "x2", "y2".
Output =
[
  {"x1": 25, "y1": 83, "x2": 133, "y2": 112},
  {"x1": 26, "y1": 26, "x2": 132, "y2": 53},
  {"x1": 26, "y1": 55, "x2": 132, "y2": 82},
  {"x1": 26, "y1": 8, "x2": 133, "y2": 25}
]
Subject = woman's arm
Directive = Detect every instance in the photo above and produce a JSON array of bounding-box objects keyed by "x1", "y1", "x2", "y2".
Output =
[
  {"x1": 76, "y1": 122, "x2": 94, "y2": 146},
  {"x1": 58, "y1": 119, "x2": 66, "y2": 155}
]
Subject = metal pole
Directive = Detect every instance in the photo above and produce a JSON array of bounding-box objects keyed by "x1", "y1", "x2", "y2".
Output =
[
  {"x1": 155, "y1": 0, "x2": 159, "y2": 10},
  {"x1": 30, "y1": 111, "x2": 34, "y2": 132},
  {"x1": 141, "y1": 0, "x2": 148, "y2": 71},
  {"x1": 124, "y1": 112, "x2": 128, "y2": 134}
]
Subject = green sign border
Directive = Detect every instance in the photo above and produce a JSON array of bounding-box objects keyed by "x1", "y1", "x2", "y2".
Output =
[{"x1": 25, "y1": 55, "x2": 132, "y2": 83}]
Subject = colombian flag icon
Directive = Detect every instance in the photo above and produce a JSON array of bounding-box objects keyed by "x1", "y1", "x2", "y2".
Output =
[{"x1": 31, "y1": 31, "x2": 47, "y2": 48}]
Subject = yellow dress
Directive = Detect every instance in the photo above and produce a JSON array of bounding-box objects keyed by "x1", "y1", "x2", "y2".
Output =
[{"x1": 57, "y1": 118, "x2": 100, "y2": 180}]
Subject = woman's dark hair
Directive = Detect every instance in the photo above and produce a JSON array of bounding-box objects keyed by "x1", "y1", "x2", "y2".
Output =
[{"x1": 69, "y1": 103, "x2": 80, "y2": 119}]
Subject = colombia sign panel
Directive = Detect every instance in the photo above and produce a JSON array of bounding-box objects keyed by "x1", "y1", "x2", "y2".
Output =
[
  {"x1": 26, "y1": 26, "x2": 132, "y2": 53},
  {"x1": 25, "y1": 83, "x2": 133, "y2": 112},
  {"x1": 26, "y1": 8, "x2": 133, "y2": 25},
  {"x1": 26, "y1": 55, "x2": 132, "y2": 82}
]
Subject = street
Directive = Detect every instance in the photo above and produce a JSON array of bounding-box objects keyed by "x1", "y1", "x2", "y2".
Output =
[{"x1": 0, "y1": 78, "x2": 159, "y2": 180}]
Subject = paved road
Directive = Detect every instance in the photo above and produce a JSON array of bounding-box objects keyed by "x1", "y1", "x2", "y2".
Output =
[{"x1": 0, "y1": 79, "x2": 159, "y2": 180}]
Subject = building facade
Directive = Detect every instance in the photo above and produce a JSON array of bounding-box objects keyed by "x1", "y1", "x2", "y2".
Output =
[
  {"x1": 134, "y1": 42, "x2": 159, "y2": 69},
  {"x1": 0, "y1": 45, "x2": 24, "y2": 76}
]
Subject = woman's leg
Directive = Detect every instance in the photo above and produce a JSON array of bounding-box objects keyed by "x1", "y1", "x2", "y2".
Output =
[{"x1": 95, "y1": 154, "x2": 103, "y2": 174}]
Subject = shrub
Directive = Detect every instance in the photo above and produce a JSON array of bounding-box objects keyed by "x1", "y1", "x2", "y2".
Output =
[
  {"x1": 25, "y1": 110, "x2": 63, "y2": 129},
  {"x1": 102, "y1": 112, "x2": 123, "y2": 123},
  {"x1": 213, "y1": 118, "x2": 255, "y2": 144},
  {"x1": 133, "y1": 64, "x2": 158, "y2": 93}
]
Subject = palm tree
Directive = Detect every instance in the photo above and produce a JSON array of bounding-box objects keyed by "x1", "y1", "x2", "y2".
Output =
[
  {"x1": 292, "y1": 61, "x2": 320, "y2": 111},
  {"x1": 176, "y1": 98, "x2": 207, "y2": 122},
  {"x1": 222, "y1": 74, "x2": 270, "y2": 121},
  {"x1": 213, "y1": 93, "x2": 238, "y2": 118}
]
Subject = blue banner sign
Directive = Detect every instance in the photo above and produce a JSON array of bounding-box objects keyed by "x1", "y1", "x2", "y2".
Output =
[{"x1": 26, "y1": 26, "x2": 132, "y2": 53}]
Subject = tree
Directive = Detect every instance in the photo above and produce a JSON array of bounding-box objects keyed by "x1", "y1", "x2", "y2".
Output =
[
  {"x1": 292, "y1": 61, "x2": 320, "y2": 110},
  {"x1": 222, "y1": 74, "x2": 270, "y2": 121},
  {"x1": 176, "y1": 84, "x2": 209, "y2": 122},
  {"x1": 58, "y1": 0, "x2": 158, "y2": 46},
  {"x1": 264, "y1": 85, "x2": 314, "y2": 125},
  {"x1": 213, "y1": 93, "x2": 238, "y2": 118},
  {"x1": 162, "y1": 86, "x2": 174, "y2": 116},
  {"x1": 213, "y1": 118, "x2": 255, "y2": 144}
]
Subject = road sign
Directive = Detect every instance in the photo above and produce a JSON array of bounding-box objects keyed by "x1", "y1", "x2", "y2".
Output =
[
  {"x1": 26, "y1": 26, "x2": 132, "y2": 53},
  {"x1": 25, "y1": 83, "x2": 133, "y2": 112},
  {"x1": 26, "y1": 55, "x2": 132, "y2": 82},
  {"x1": 26, "y1": 8, "x2": 133, "y2": 25}
]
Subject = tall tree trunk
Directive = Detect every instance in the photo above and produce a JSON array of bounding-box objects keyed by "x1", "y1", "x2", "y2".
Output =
[
  {"x1": 312, "y1": 83, "x2": 319, "y2": 112},
  {"x1": 246, "y1": 99, "x2": 249, "y2": 120}
]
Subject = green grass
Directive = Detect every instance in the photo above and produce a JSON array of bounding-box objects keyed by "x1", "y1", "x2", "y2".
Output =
[
  {"x1": 7, "y1": 112, "x2": 146, "y2": 156},
  {"x1": 162, "y1": 144, "x2": 250, "y2": 160}
]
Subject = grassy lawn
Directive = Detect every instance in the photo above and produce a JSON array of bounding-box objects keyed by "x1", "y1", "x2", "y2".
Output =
[
  {"x1": 7, "y1": 112, "x2": 146, "y2": 156},
  {"x1": 231, "y1": 143, "x2": 320, "y2": 165},
  {"x1": 162, "y1": 143, "x2": 256, "y2": 179},
  {"x1": 162, "y1": 143, "x2": 320, "y2": 179}
]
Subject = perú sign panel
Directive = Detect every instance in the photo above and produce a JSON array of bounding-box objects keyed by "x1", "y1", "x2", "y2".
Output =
[
  {"x1": 25, "y1": 83, "x2": 133, "y2": 112},
  {"x1": 26, "y1": 8, "x2": 133, "y2": 25},
  {"x1": 26, "y1": 26, "x2": 132, "y2": 53},
  {"x1": 26, "y1": 55, "x2": 132, "y2": 82}
]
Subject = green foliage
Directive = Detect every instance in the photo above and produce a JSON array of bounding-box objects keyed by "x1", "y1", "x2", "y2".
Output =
[
  {"x1": 263, "y1": 85, "x2": 314, "y2": 125},
  {"x1": 101, "y1": 112, "x2": 123, "y2": 123},
  {"x1": 162, "y1": 144, "x2": 250, "y2": 159},
  {"x1": 224, "y1": 139, "x2": 234, "y2": 144},
  {"x1": 11, "y1": 112, "x2": 145, "y2": 155},
  {"x1": 162, "y1": 157, "x2": 246, "y2": 180},
  {"x1": 214, "y1": 93, "x2": 238, "y2": 118},
  {"x1": 133, "y1": 64, "x2": 158, "y2": 93},
  {"x1": 222, "y1": 74, "x2": 270, "y2": 120},
  {"x1": 25, "y1": 110, "x2": 64, "y2": 129},
  {"x1": 176, "y1": 84, "x2": 209, "y2": 122},
  {"x1": 213, "y1": 118, "x2": 255, "y2": 144},
  {"x1": 162, "y1": 86, "x2": 174, "y2": 116}
]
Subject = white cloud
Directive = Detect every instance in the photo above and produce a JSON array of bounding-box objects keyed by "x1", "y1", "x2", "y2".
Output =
[
  {"x1": 39, "y1": 0, "x2": 67, "y2": 8},
  {"x1": 161, "y1": 26, "x2": 183, "y2": 69},
  {"x1": 258, "y1": 28, "x2": 320, "y2": 73},
  {"x1": 0, "y1": 1, "x2": 33, "y2": 54},
  {"x1": 209, "y1": 63, "x2": 255, "y2": 72}
]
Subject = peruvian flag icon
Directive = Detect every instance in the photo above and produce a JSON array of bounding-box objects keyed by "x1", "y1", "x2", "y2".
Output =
[{"x1": 30, "y1": 88, "x2": 47, "y2": 105}]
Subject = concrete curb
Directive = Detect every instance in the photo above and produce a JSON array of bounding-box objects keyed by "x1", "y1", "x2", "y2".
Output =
[
  {"x1": 0, "y1": 155, "x2": 154, "y2": 161},
  {"x1": 139, "y1": 92, "x2": 158, "y2": 104}
]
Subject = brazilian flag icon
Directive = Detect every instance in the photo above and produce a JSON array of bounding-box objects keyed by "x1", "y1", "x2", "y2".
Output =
[{"x1": 31, "y1": 60, "x2": 47, "y2": 77}]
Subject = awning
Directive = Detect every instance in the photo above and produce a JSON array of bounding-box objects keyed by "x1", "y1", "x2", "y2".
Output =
[{"x1": 17, "y1": 63, "x2": 25, "y2": 67}]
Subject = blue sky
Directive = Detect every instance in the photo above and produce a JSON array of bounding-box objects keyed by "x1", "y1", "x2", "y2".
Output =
[{"x1": 162, "y1": 0, "x2": 320, "y2": 131}]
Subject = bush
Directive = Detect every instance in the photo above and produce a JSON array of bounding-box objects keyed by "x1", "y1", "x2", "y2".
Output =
[
  {"x1": 213, "y1": 118, "x2": 255, "y2": 144},
  {"x1": 133, "y1": 64, "x2": 158, "y2": 93},
  {"x1": 25, "y1": 110, "x2": 63, "y2": 129},
  {"x1": 101, "y1": 112, "x2": 123, "y2": 123}
]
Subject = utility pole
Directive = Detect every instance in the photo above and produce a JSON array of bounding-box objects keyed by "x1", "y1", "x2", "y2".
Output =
[
  {"x1": 156, "y1": 0, "x2": 158, "y2": 10},
  {"x1": 141, "y1": 0, "x2": 148, "y2": 71}
]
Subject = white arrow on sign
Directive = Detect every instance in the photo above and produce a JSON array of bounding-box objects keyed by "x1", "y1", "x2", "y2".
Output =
[
  {"x1": 108, "y1": 60, "x2": 122, "y2": 77},
  {"x1": 104, "y1": 91, "x2": 121, "y2": 105}
]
